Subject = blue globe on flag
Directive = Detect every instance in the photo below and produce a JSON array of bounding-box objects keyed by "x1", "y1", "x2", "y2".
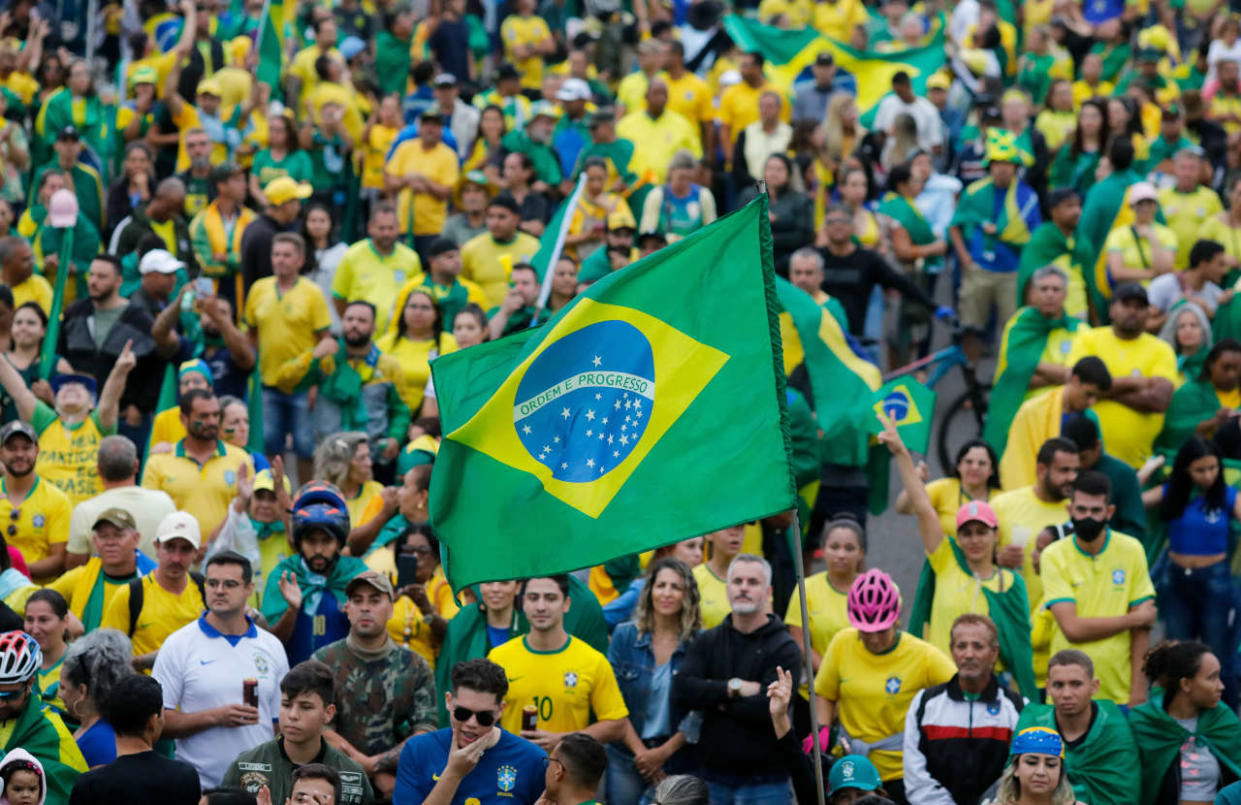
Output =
[
  {"x1": 513, "y1": 320, "x2": 656, "y2": 483},
  {"x1": 883, "y1": 390, "x2": 911, "y2": 423}
]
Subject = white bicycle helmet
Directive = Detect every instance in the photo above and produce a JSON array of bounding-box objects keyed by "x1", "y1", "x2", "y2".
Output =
[{"x1": 0, "y1": 631, "x2": 41, "y2": 685}]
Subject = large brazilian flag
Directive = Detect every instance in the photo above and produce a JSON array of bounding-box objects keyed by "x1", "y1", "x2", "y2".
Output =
[{"x1": 429, "y1": 196, "x2": 796, "y2": 589}]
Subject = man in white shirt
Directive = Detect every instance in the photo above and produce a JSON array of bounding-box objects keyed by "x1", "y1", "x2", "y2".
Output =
[
  {"x1": 153, "y1": 549, "x2": 289, "y2": 788},
  {"x1": 65, "y1": 435, "x2": 176, "y2": 568},
  {"x1": 1147, "y1": 238, "x2": 1229, "y2": 330},
  {"x1": 872, "y1": 71, "x2": 945, "y2": 154}
]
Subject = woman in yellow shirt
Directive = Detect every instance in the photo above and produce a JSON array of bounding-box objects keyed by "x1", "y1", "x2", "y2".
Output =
[
  {"x1": 883, "y1": 412, "x2": 1037, "y2": 698},
  {"x1": 1104, "y1": 181, "x2": 1177, "y2": 285},
  {"x1": 367, "y1": 522, "x2": 458, "y2": 668},
  {"x1": 895, "y1": 439, "x2": 1000, "y2": 537},
  {"x1": 313, "y1": 431, "x2": 384, "y2": 527},
  {"x1": 378, "y1": 287, "x2": 458, "y2": 414},
  {"x1": 24, "y1": 589, "x2": 70, "y2": 719},
  {"x1": 1203, "y1": 175, "x2": 1241, "y2": 276},
  {"x1": 785, "y1": 516, "x2": 865, "y2": 702}
]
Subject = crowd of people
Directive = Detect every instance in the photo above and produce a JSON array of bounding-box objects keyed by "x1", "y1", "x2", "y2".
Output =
[{"x1": 2, "y1": 0, "x2": 1241, "y2": 802}]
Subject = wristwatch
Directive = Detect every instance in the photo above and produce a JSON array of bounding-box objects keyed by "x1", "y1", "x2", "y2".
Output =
[{"x1": 727, "y1": 678, "x2": 743, "y2": 698}]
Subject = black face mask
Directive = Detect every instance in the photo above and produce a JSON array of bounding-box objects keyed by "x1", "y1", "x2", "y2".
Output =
[{"x1": 1072, "y1": 516, "x2": 1107, "y2": 542}]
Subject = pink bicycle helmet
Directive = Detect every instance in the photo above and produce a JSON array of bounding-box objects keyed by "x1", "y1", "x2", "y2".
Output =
[{"x1": 847, "y1": 569, "x2": 901, "y2": 632}]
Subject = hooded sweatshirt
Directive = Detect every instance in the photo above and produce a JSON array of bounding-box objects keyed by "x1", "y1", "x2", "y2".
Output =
[{"x1": 0, "y1": 747, "x2": 47, "y2": 805}]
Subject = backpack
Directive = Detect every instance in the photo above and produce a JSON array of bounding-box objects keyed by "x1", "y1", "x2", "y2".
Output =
[{"x1": 127, "y1": 572, "x2": 206, "y2": 636}]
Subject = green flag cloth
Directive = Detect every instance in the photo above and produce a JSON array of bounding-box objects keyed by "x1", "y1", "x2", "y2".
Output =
[
  {"x1": 1076, "y1": 169, "x2": 1143, "y2": 321},
  {"x1": 1130, "y1": 689, "x2": 1241, "y2": 805},
  {"x1": 869, "y1": 378, "x2": 936, "y2": 454},
  {"x1": 39, "y1": 226, "x2": 74, "y2": 380},
  {"x1": 1154, "y1": 377, "x2": 1222, "y2": 455},
  {"x1": 907, "y1": 538, "x2": 1037, "y2": 700},
  {"x1": 246, "y1": 364, "x2": 265, "y2": 454},
  {"x1": 1015, "y1": 701, "x2": 1141, "y2": 805},
  {"x1": 983, "y1": 306, "x2": 1081, "y2": 456},
  {"x1": 256, "y1": 0, "x2": 286, "y2": 91},
  {"x1": 4, "y1": 699, "x2": 87, "y2": 805},
  {"x1": 1215, "y1": 293, "x2": 1241, "y2": 344},
  {"x1": 1016, "y1": 222, "x2": 1091, "y2": 310},
  {"x1": 429, "y1": 196, "x2": 795, "y2": 589},
  {"x1": 878, "y1": 193, "x2": 942, "y2": 272},
  {"x1": 259, "y1": 553, "x2": 368, "y2": 623}
]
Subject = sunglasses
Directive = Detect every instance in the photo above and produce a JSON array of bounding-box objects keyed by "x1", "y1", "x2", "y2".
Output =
[
  {"x1": 452, "y1": 706, "x2": 496, "y2": 726},
  {"x1": 7, "y1": 508, "x2": 18, "y2": 537},
  {"x1": 0, "y1": 687, "x2": 25, "y2": 701}
]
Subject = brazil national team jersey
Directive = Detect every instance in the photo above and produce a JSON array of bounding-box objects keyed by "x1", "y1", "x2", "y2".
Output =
[
  {"x1": 487, "y1": 635, "x2": 628, "y2": 735},
  {"x1": 814, "y1": 628, "x2": 956, "y2": 782},
  {"x1": 393, "y1": 728, "x2": 546, "y2": 805}
]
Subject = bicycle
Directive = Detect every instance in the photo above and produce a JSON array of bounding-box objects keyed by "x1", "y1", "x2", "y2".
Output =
[{"x1": 884, "y1": 324, "x2": 991, "y2": 472}]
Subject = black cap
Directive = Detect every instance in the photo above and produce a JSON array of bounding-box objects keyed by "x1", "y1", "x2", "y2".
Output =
[
  {"x1": 420, "y1": 103, "x2": 444, "y2": 122},
  {"x1": 56, "y1": 126, "x2": 79, "y2": 141},
  {"x1": 0, "y1": 421, "x2": 36, "y2": 445},
  {"x1": 428, "y1": 236, "x2": 459, "y2": 257},
  {"x1": 814, "y1": 51, "x2": 834, "y2": 66},
  {"x1": 1113, "y1": 282, "x2": 1149, "y2": 305},
  {"x1": 589, "y1": 107, "x2": 616, "y2": 127},
  {"x1": 433, "y1": 72, "x2": 458, "y2": 87},
  {"x1": 981, "y1": 106, "x2": 1002, "y2": 122},
  {"x1": 488, "y1": 195, "x2": 521, "y2": 215},
  {"x1": 496, "y1": 62, "x2": 520, "y2": 81}
]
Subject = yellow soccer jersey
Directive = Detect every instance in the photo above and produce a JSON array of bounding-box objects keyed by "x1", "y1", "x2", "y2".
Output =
[
  {"x1": 814, "y1": 628, "x2": 955, "y2": 781},
  {"x1": 692, "y1": 563, "x2": 730, "y2": 629},
  {"x1": 100, "y1": 573, "x2": 207, "y2": 658},
  {"x1": 1066, "y1": 327, "x2": 1178, "y2": 469},
  {"x1": 243, "y1": 276, "x2": 333, "y2": 388},
  {"x1": 488, "y1": 635, "x2": 629, "y2": 735},
  {"x1": 1041, "y1": 529, "x2": 1155, "y2": 703},
  {"x1": 0, "y1": 476, "x2": 71, "y2": 580},
  {"x1": 992, "y1": 484, "x2": 1070, "y2": 611},
  {"x1": 925, "y1": 538, "x2": 1016, "y2": 658},
  {"x1": 140, "y1": 440, "x2": 254, "y2": 539},
  {"x1": 784, "y1": 571, "x2": 850, "y2": 699}
]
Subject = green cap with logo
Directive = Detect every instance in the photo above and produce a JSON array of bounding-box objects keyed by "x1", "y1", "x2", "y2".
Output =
[{"x1": 828, "y1": 754, "x2": 881, "y2": 795}]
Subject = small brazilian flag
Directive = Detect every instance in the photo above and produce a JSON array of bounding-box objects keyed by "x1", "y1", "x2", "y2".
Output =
[
  {"x1": 429, "y1": 196, "x2": 796, "y2": 589},
  {"x1": 869, "y1": 378, "x2": 937, "y2": 454}
]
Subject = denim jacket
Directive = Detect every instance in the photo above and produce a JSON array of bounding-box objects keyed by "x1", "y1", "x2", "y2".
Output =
[{"x1": 607, "y1": 622, "x2": 701, "y2": 746}]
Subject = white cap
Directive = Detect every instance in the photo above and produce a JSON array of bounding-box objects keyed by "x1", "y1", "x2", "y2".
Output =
[
  {"x1": 138, "y1": 249, "x2": 186, "y2": 275},
  {"x1": 155, "y1": 511, "x2": 201, "y2": 549},
  {"x1": 719, "y1": 69, "x2": 742, "y2": 89},
  {"x1": 1128, "y1": 181, "x2": 1159, "y2": 205},
  {"x1": 557, "y1": 78, "x2": 592, "y2": 102}
]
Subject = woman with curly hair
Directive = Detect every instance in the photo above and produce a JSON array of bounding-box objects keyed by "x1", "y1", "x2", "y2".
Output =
[
  {"x1": 313, "y1": 431, "x2": 383, "y2": 526},
  {"x1": 606, "y1": 557, "x2": 702, "y2": 804}
]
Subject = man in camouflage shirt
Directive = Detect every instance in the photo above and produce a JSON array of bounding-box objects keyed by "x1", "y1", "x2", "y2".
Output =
[
  {"x1": 221, "y1": 660, "x2": 374, "y2": 805},
  {"x1": 313, "y1": 570, "x2": 437, "y2": 799}
]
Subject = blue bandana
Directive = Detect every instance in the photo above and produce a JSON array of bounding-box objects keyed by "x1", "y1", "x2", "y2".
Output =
[{"x1": 1010, "y1": 727, "x2": 1065, "y2": 758}]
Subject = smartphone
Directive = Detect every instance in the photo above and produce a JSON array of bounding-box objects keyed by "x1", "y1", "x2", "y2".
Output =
[
  {"x1": 396, "y1": 553, "x2": 418, "y2": 591},
  {"x1": 194, "y1": 277, "x2": 214, "y2": 297}
]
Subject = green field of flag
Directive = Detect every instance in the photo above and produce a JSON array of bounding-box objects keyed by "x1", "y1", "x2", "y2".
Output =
[{"x1": 429, "y1": 197, "x2": 796, "y2": 588}]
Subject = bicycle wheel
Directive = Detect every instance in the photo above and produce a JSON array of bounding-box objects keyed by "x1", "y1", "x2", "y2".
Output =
[{"x1": 936, "y1": 384, "x2": 992, "y2": 472}]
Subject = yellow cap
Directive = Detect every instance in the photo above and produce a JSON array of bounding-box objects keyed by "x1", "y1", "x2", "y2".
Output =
[
  {"x1": 607, "y1": 206, "x2": 637, "y2": 231},
  {"x1": 264, "y1": 177, "x2": 313, "y2": 206},
  {"x1": 926, "y1": 72, "x2": 951, "y2": 91},
  {"x1": 130, "y1": 66, "x2": 158, "y2": 87},
  {"x1": 253, "y1": 469, "x2": 292, "y2": 495},
  {"x1": 196, "y1": 77, "x2": 223, "y2": 97}
]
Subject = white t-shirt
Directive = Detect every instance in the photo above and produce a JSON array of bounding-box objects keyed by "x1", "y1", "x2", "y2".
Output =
[
  {"x1": 1207, "y1": 40, "x2": 1241, "y2": 84},
  {"x1": 153, "y1": 615, "x2": 289, "y2": 788},
  {"x1": 872, "y1": 95, "x2": 945, "y2": 151},
  {"x1": 1147, "y1": 273, "x2": 1223, "y2": 314},
  {"x1": 67, "y1": 485, "x2": 177, "y2": 558}
]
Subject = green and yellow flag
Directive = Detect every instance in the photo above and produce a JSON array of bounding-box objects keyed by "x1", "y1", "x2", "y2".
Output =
[
  {"x1": 869, "y1": 377, "x2": 937, "y2": 454},
  {"x1": 255, "y1": 0, "x2": 286, "y2": 91},
  {"x1": 429, "y1": 197, "x2": 796, "y2": 588}
]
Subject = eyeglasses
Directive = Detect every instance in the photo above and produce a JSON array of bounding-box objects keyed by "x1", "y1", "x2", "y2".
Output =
[
  {"x1": 452, "y1": 706, "x2": 496, "y2": 726},
  {"x1": 542, "y1": 757, "x2": 564, "y2": 769},
  {"x1": 404, "y1": 545, "x2": 434, "y2": 555},
  {"x1": 205, "y1": 578, "x2": 243, "y2": 590},
  {"x1": 7, "y1": 508, "x2": 18, "y2": 537}
]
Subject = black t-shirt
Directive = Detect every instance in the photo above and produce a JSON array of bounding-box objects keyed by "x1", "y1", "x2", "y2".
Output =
[
  {"x1": 69, "y1": 751, "x2": 200, "y2": 805},
  {"x1": 1060, "y1": 702, "x2": 1098, "y2": 751},
  {"x1": 817, "y1": 245, "x2": 936, "y2": 336}
]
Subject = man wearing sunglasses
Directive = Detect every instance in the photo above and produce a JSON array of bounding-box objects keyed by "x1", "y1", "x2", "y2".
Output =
[{"x1": 392, "y1": 658, "x2": 546, "y2": 805}]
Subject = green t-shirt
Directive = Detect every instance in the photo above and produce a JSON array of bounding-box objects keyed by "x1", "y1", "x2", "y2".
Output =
[
  {"x1": 308, "y1": 133, "x2": 347, "y2": 191},
  {"x1": 375, "y1": 31, "x2": 413, "y2": 97},
  {"x1": 251, "y1": 148, "x2": 314, "y2": 188}
]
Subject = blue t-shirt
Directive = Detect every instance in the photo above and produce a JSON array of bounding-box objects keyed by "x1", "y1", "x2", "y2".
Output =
[
  {"x1": 77, "y1": 719, "x2": 117, "y2": 768},
  {"x1": 287, "y1": 589, "x2": 350, "y2": 666},
  {"x1": 393, "y1": 728, "x2": 546, "y2": 805},
  {"x1": 1166, "y1": 485, "x2": 1238, "y2": 556},
  {"x1": 486, "y1": 624, "x2": 511, "y2": 650}
]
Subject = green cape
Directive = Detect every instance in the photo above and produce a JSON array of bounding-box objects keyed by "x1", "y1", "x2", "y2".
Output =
[
  {"x1": 1049, "y1": 147, "x2": 1101, "y2": 195},
  {"x1": 1154, "y1": 377, "x2": 1221, "y2": 455},
  {"x1": 5, "y1": 699, "x2": 86, "y2": 805},
  {"x1": 879, "y1": 193, "x2": 941, "y2": 271},
  {"x1": 1130, "y1": 689, "x2": 1241, "y2": 805},
  {"x1": 259, "y1": 554, "x2": 369, "y2": 623},
  {"x1": 908, "y1": 539, "x2": 1037, "y2": 700},
  {"x1": 1014, "y1": 701, "x2": 1140, "y2": 805},
  {"x1": 1076, "y1": 169, "x2": 1143, "y2": 322},
  {"x1": 1016, "y1": 222, "x2": 1090, "y2": 307},
  {"x1": 983, "y1": 306, "x2": 1080, "y2": 457}
]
